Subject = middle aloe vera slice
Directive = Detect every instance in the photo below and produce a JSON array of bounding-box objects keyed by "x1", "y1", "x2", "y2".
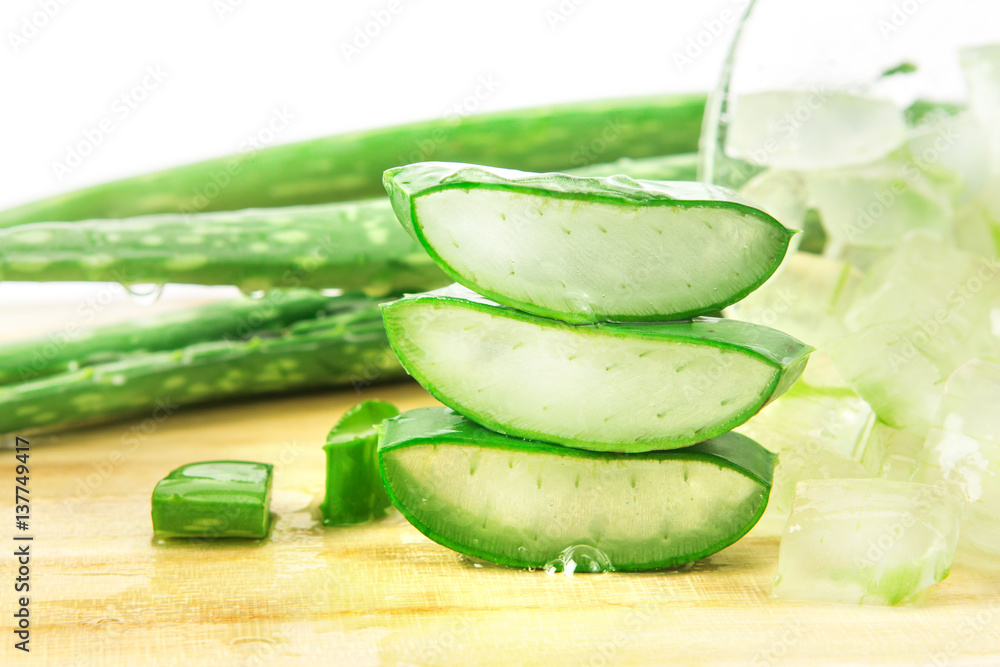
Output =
[
  {"x1": 379, "y1": 407, "x2": 777, "y2": 571},
  {"x1": 382, "y1": 286, "x2": 812, "y2": 452},
  {"x1": 383, "y1": 162, "x2": 793, "y2": 323}
]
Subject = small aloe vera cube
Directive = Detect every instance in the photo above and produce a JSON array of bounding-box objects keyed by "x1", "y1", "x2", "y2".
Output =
[
  {"x1": 151, "y1": 461, "x2": 273, "y2": 539},
  {"x1": 808, "y1": 158, "x2": 954, "y2": 250},
  {"x1": 826, "y1": 323, "x2": 947, "y2": 432},
  {"x1": 859, "y1": 420, "x2": 927, "y2": 482},
  {"x1": 320, "y1": 400, "x2": 399, "y2": 526},
  {"x1": 378, "y1": 407, "x2": 776, "y2": 571},
  {"x1": 773, "y1": 479, "x2": 960, "y2": 605},
  {"x1": 383, "y1": 162, "x2": 793, "y2": 323},
  {"x1": 736, "y1": 378, "x2": 873, "y2": 458},
  {"x1": 726, "y1": 91, "x2": 907, "y2": 171},
  {"x1": 921, "y1": 360, "x2": 1000, "y2": 556},
  {"x1": 382, "y1": 285, "x2": 812, "y2": 452}
]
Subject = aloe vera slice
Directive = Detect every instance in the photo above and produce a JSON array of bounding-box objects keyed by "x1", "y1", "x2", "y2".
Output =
[
  {"x1": 382, "y1": 286, "x2": 812, "y2": 452},
  {"x1": 378, "y1": 407, "x2": 776, "y2": 571},
  {"x1": 383, "y1": 162, "x2": 793, "y2": 323}
]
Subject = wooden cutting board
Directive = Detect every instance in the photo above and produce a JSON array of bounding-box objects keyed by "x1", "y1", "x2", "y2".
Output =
[{"x1": 3, "y1": 300, "x2": 1000, "y2": 666}]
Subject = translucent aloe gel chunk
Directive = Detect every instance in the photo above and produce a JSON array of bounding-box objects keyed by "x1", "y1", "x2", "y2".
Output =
[
  {"x1": 725, "y1": 91, "x2": 908, "y2": 171},
  {"x1": 921, "y1": 359, "x2": 1000, "y2": 557},
  {"x1": 773, "y1": 479, "x2": 960, "y2": 606}
]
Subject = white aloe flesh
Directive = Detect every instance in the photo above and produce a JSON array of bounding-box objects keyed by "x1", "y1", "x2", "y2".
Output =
[
  {"x1": 384, "y1": 163, "x2": 792, "y2": 323},
  {"x1": 773, "y1": 479, "x2": 960, "y2": 606},
  {"x1": 378, "y1": 408, "x2": 775, "y2": 571},
  {"x1": 382, "y1": 286, "x2": 812, "y2": 453}
]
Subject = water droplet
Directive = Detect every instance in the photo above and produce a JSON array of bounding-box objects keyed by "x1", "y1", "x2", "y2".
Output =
[
  {"x1": 543, "y1": 545, "x2": 614, "y2": 577},
  {"x1": 125, "y1": 283, "x2": 165, "y2": 306},
  {"x1": 110, "y1": 374, "x2": 126, "y2": 386},
  {"x1": 240, "y1": 288, "x2": 268, "y2": 300}
]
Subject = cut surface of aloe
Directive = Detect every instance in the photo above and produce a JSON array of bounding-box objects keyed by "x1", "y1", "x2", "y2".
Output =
[
  {"x1": 378, "y1": 407, "x2": 776, "y2": 571},
  {"x1": 382, "y1": 286, "x2": 812, "y2": 452},
  {"x1": 383, "y1": 162, "x2": 793, "y2": 323}
]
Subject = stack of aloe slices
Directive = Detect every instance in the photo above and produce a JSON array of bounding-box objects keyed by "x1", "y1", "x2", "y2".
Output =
[{"x1": 375, "y1": 162, "x2": 811, "y2": 572}]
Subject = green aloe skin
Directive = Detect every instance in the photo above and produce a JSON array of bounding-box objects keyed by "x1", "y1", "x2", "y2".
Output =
[
  {"x1": 320, "y1": 400, "x2": 400, "y2": 526},
  {"x1": 0, "y1": 293, "x2": 404, "y2": 436},
  {"x1": 383, "y1": 162, "x2": 793, "y2": 323},
  {"x1": 378, "y1": 407, "x2": 776, "y2": 571},
  {"x1": 382, "y1": 285, "x2": 812, "y2": 453},
  {"x1": 151, "y1": 460, "x2": 273, "y2": 539}
]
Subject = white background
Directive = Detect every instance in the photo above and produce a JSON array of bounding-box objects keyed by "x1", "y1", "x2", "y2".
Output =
[{"x1": 0, "y1": 0, "x2": 737, "y2": 305}]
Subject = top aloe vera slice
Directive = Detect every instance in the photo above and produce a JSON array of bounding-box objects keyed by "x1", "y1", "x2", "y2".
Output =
[
  {"x1": 383, "y1": 162, "x2": 793, "y2": 323},
  {"x1": 0, "y1": 94, "x2": 704, "y2": 227},
  {"x1": 382, "y1": 286, "x2": 812, "y2": 452},
  {"x1": 378, "y1": 407, "x2": 776, "y2": 571}
]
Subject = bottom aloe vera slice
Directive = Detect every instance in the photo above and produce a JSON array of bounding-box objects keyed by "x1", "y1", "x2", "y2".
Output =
[
  {"x1": 378, "y1": 407, "x2": 776, "y2": 571},
  {"x1": 382, "y1": 286, "x2": 812, "y2": 452}
]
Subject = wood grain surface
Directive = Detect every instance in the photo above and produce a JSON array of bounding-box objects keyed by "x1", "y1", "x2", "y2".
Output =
[{"x1": 2, "y1": 299, "x2": 999, "y2": 666}]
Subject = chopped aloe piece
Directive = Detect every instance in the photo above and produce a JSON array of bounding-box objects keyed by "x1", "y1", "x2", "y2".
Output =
[
  {"x1": 859, "y1": 420, "x2": 927, "y2": 482},
  {"x1": 766, "y1": 448, "x2": 870, "y2": 527},
  {"x1": 826, "y1": 323, "x2": 947, "y2": 433},
  {"x1": 378, "y1": 407, "x2": 776, "y2": 571},
  {"x1": 738, "y1": 169, "x2": 809, "y2": 239},
  {"x1": 773, "y1": 479, "x2": 960, "y2": 606},
  {"x1": 383, "y1": 162, "x2": 793, "y2": 323},
  {"x1": 151, "y1": 461, "x2": 273, "y2": 539},
  {"x1": 842, "y1": 232, "x2": 999, "y2": 358},
  {"x1": 828, "y1": 234, "x2": 1000, "y2": 430},
  {"x1": 726, "y1": 91, "x2": 907, "y2": 171},
  {"x1": 724, "y1": 251, "x2": 862, "y2": 347},
  {"x1": 320, "y1": 400, "x2": 399, "y2": 526},
  {"x1": 382, "y1": 285, "x2": 812, "y2": 452},
  {"x1": 736, "y1": 378, "x2": 873, "y2": 458},
  {"x1": 922, "y1": 360, "x2": 1000, "y2": 557},
  {"x1": 808, "y1": 158, "x2": 955, "y2": 250},
  {"x1": 908, "y1": 112, "x2": 991, "y2": 204},
  {"x1": 960, "y1": 44, "x2": 1000, "y2": 157}
]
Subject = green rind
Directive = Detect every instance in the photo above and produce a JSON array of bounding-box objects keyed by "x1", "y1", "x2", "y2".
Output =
[
  {"x1": 381, "y1": 286, "x2": 812, "y2": 451},
  {"x1": 0, "y1": 294, "x2": 405, "y2": 436},
  {"x1": 377, "y1": 407, "x2": 776, "y2": 570},
  {"x1": 151, "y1": 460, "x2": 273, "y2": 539},
  {"x1": 320, "y1": 400, "x2": 399, "y2": 526},
  {"x1": 382, "y1": 162, "x2": 793, "y2": 322},
  {"x1": 0, "y1": 94, "x2": 705, "y2": 227}
]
